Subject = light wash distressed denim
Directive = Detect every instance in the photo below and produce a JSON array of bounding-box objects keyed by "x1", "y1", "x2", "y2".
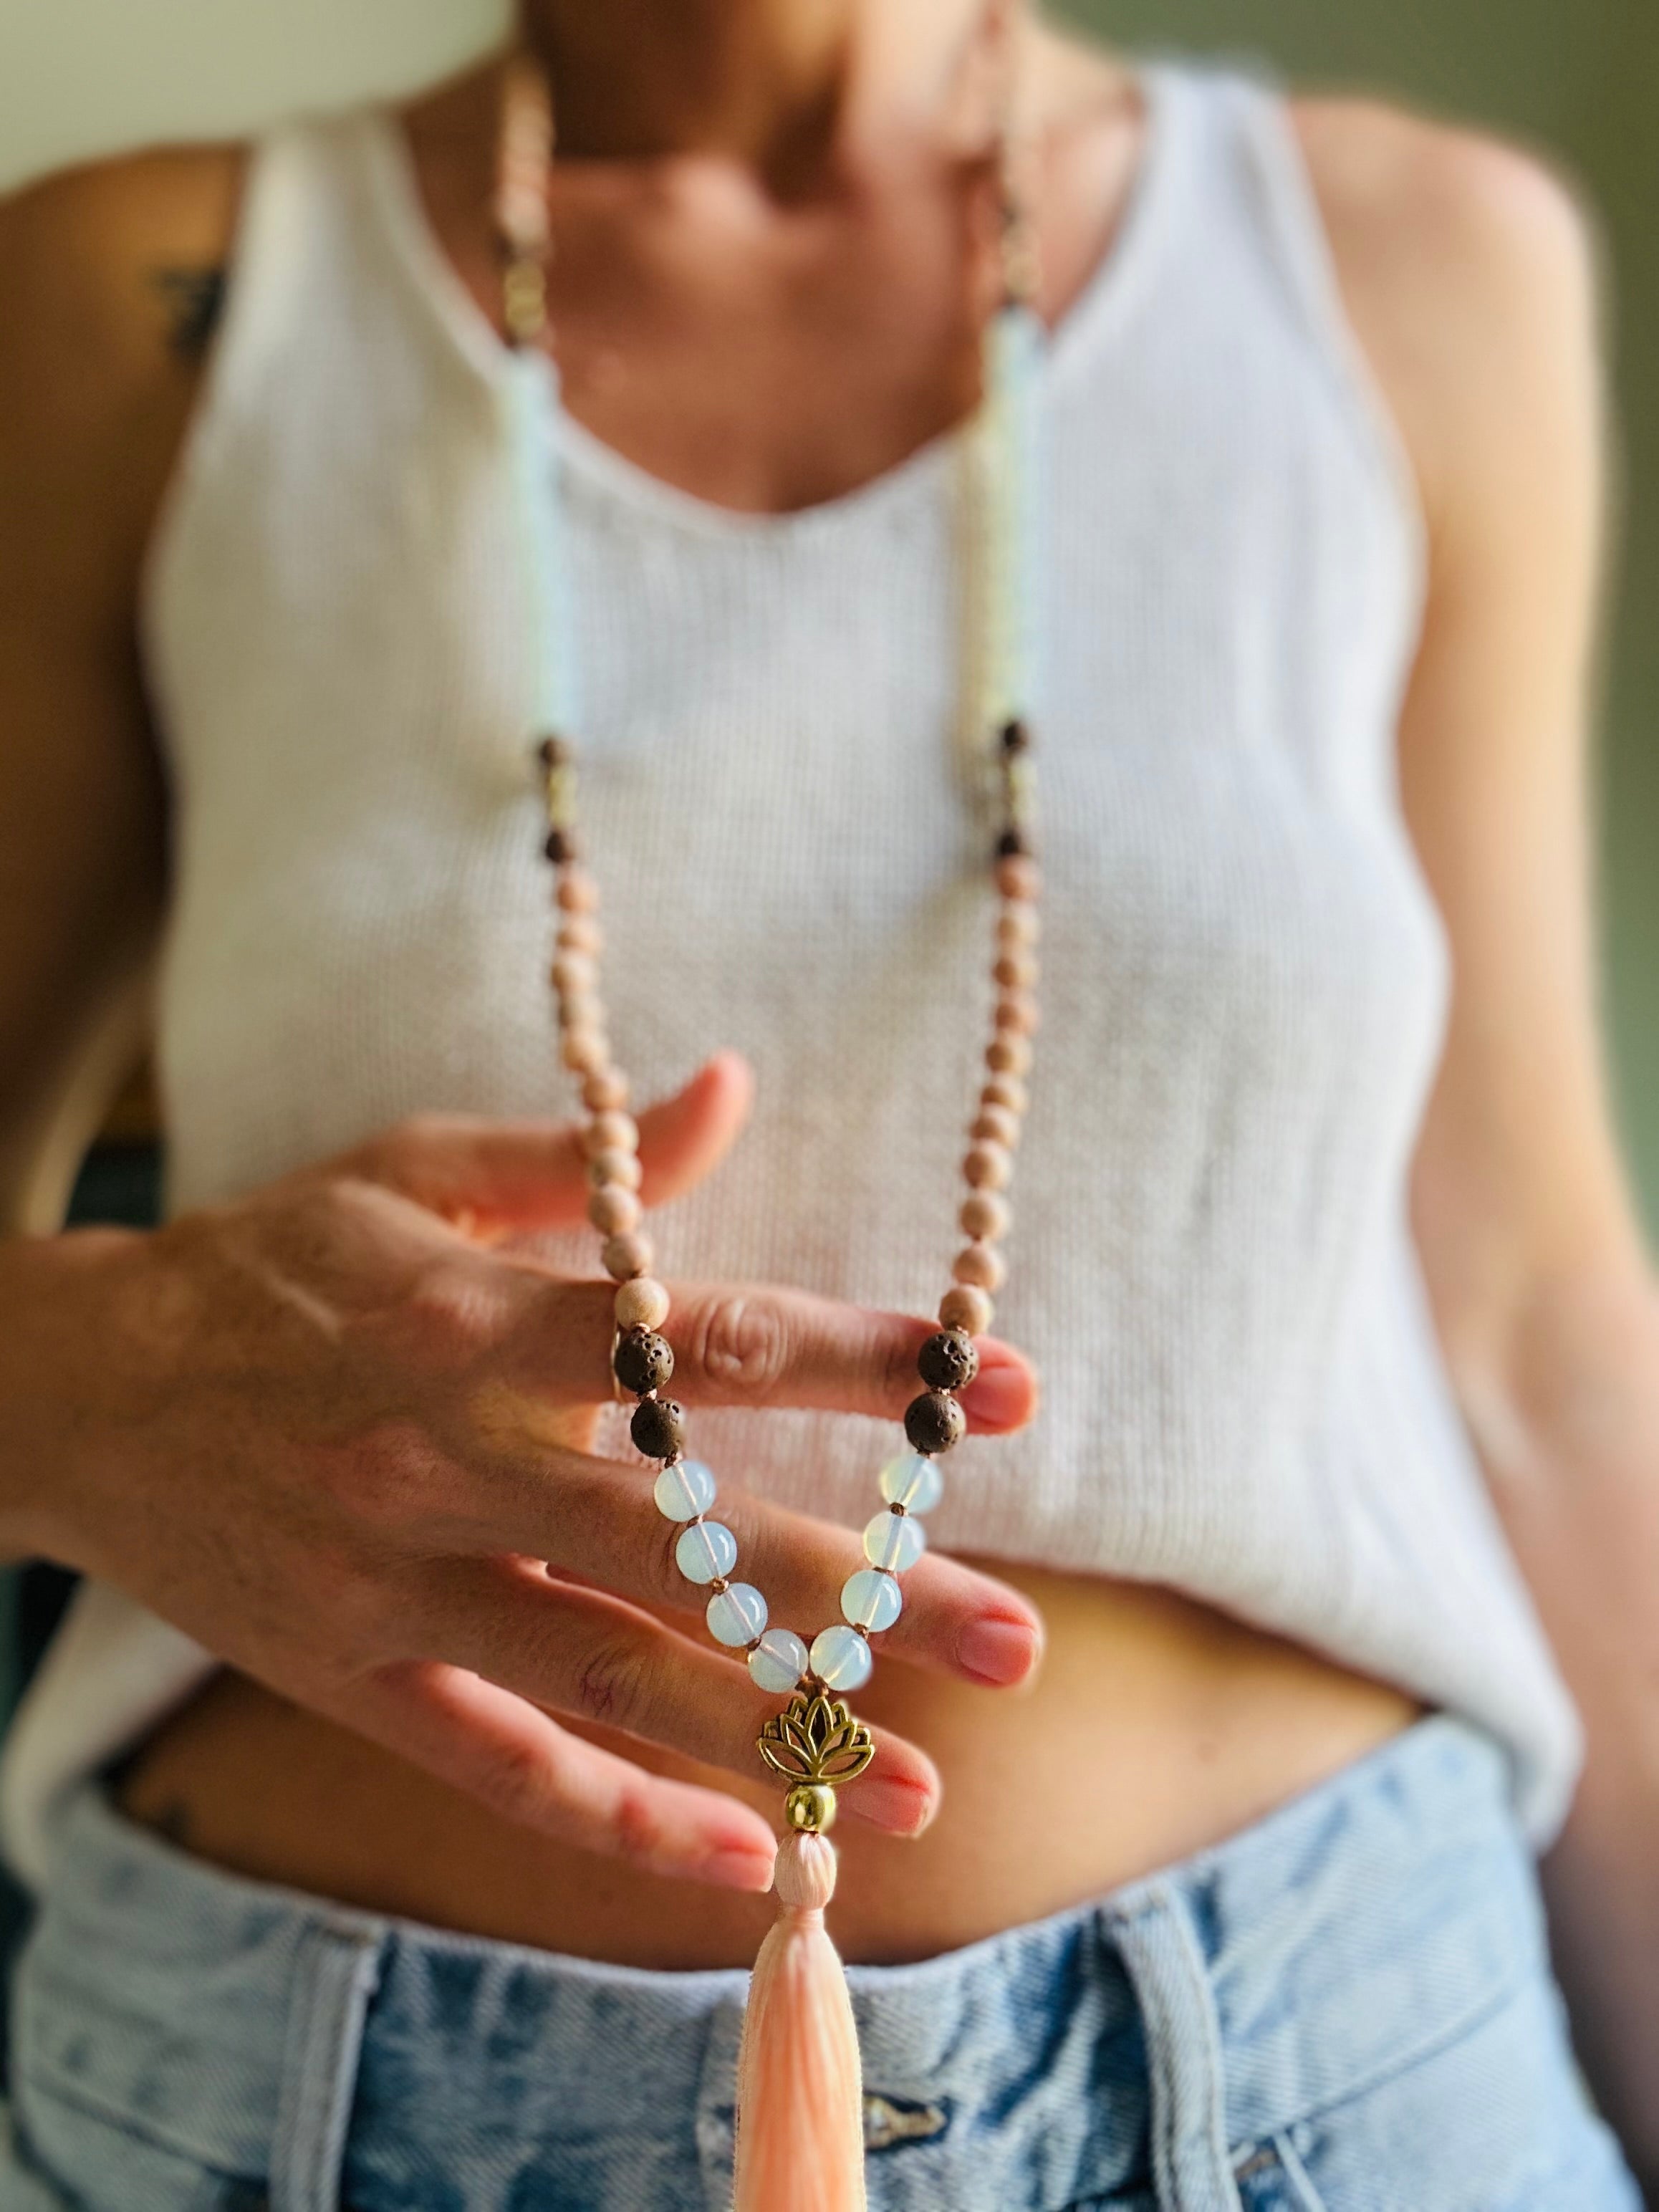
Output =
[{"x1": 0, "y1": 1716, "x2": 1638, "y2": 2211}]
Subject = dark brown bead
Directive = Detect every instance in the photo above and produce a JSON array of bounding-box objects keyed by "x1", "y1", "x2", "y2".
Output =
[
  {"x1": 995, "y1": 826, "x2": 1032, "y2": 860},
  {"x1": 536, "y1": 734, "x2": 571, "y2": 768},
  {"x1": 544, "y1": 826, "x2": 578, "y2": 865},
  {"x1": 630, "y1": 1395, "x2": 686, "y2": 1460},
  {"x1": 918, "y1": 1329, "x2": 980, "y2": 1393},
  {"x1": 904, "y1": 1390, "x2": 966, "y2": 1456},
  {"x1": 613, "y1": 1327, "x2": 674, "y2": 1396},
  {"x1": 999, "y1": 717, "x2": 1032, "y2": 755}
]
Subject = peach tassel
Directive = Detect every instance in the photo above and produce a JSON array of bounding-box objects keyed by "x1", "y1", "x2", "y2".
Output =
[{"x1": 733, "y1": 1829, "x2": 867, "y2": 2212}]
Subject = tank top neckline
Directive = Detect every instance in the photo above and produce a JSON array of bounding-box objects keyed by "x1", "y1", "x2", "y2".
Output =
[{"x1": 355, "y1": 62, "x2": 1181, "y2": 542}]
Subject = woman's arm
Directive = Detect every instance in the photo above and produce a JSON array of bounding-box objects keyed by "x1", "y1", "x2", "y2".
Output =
[
  {"x1": 0, "y1": 148, "x2": 244, "y2": 1229},
  {"x1": 1305, "y1": 102, "x2": 1659, "y2": 2175}
]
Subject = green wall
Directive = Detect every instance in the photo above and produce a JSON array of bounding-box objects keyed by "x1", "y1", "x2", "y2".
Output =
[{"x1": 1061, "y1": 0, "x2": 1659, "y2": 1233}]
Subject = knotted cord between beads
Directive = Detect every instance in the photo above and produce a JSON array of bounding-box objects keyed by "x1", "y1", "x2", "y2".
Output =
[{"x1": 496, "y1": 49, "x2": 1045, "y2": 1811}]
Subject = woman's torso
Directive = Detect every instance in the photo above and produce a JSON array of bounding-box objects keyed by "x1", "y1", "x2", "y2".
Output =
[{"x1": 4, "y1": 55, "x2": 1575, "y2": 1954}]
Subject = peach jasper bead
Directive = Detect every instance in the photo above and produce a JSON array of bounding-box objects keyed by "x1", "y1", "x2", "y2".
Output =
[
  {"x1": 587, "y1": 1148, "x2": 643, "y2": 1191},
  {"x1": 552, "y1": 951, "x2": 596, "y2": 996},
  {"x1": 963, "y1": 1141, "x2": 1013, "y2": 1191},
  {"x1": 556, "y1": 867, "x2": 601, "y2": 913},
  {"x1": 972, "y1": 1104, "x2": 1021, "y2": 1150},
  {"x1": 562, "y1": 1028, "x2": 610, "y2": 1076},
  {"x1": 583, "y1": 1112, "x2": 639, "y2": 1159},
  {"x1": 603, "y1": 1231, "x2": 655, "y2": 1281},
  {"x1": 954, "y1": 1241, "x2": 1007, "y2": 1292},
  {"x1": 589, "y1": 1185, "x2": 643, "y2": 1236},
  {"x1": 981, "y1": 1074, "x2": 1029, "y2": 1117},
  {"x1": 941, "y1": 1284, "x2": 994, "y2": 1335},
  {"x1": 961, "y1": 1189, "x2": 1011, "y2": 1241},
  {"x1": 986, "y1": 1033, "x2": 1033, "y2": 1078},
  {"x1": 582, "y1": 1069, "x2": 630, "y2": 1112},
  {"x1": 615, "y1": 1276, "x2": 671, "y2": 1330}
]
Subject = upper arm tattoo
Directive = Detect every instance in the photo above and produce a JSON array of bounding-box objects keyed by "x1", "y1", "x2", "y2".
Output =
[{"x1": 150, "y1": 265, "x2": 228, "y2": 362}]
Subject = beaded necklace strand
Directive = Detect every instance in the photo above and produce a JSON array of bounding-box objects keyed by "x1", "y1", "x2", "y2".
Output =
[{"x1": 493, "y1": 25, "x2": 1042, "y2": 2200}]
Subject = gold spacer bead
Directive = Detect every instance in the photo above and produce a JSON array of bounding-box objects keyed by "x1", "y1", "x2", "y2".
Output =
[
  {"x1": 784, "y1": 1784, "x2": 838, "y2": 1834},
  {"x1": 503, "y1": 256, "x2": 548, "y2": 343}
]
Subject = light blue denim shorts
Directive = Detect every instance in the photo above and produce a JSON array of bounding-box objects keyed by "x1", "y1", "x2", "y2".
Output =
[{"x1": 0, "y1": 1715, "x2": 1637, "y2": 2210}]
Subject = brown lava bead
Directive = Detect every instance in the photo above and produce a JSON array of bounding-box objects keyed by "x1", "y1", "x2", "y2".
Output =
[
  {"x1": 630, "y1": 1396, "x2": 686, "y2": 1460},
  {"x1": 904, "y1": 1389, "x2": 967, "y2": 1456},
  {"x1": 613, "y1": 1327, "x2": 675, "y2": 1396},
  {"x1": 917, "y1": 1329, "x2": 980, "y2": 1392}
]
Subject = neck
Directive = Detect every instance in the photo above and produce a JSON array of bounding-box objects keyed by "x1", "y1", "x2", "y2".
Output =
[{"x1": 516, "y1": 0, "x2": 1002, "y2": 180}]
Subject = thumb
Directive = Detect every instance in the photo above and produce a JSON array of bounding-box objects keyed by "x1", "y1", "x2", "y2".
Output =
[{"x1": 346, "y1": 1053, "x2": 755, "y2": 1237}]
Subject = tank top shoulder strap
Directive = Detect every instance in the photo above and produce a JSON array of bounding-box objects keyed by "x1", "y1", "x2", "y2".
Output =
[
  {"x1": 211, "y1": 110, "x2": 399, "y2": 389},
  {"x1": 141, "y1": 107, "x2": 482, "y2": 654},
  {"x1": 1133, "y1": 57, "x2": 1423, "y2": 556}
]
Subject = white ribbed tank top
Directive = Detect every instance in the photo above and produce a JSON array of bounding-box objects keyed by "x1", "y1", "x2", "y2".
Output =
[{"x1": 0, "y1": 62, "x2": 1579, "y2": 1879}]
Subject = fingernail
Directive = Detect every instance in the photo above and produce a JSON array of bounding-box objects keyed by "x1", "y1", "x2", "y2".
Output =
[
  {"x1": 855, "y1": 1775, "x2": 938, "y2": 1835},
  {"x1": 956, "y1": 1616, "x2": 1042, "y2": 1686},
  {"x1": 700, "y1": 1845, "x2": 777, "y2": 1893},
  {"x1": 959, "y1": 1364, "x2": 1032, "y2": 1428}
]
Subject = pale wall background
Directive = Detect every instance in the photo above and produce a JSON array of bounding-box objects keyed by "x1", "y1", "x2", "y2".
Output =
[{"x1": 2, "y1": 0, "x2": 1656, "y2": 1224}]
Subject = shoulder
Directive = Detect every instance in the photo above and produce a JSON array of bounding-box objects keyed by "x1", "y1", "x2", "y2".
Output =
[
  {"x1": 0, "y1": 144, "x2": 245, "y2": 600},
  {"x1": 1287, "y1": 97, "x2": 1602, "y2": 534},
  {"x1": 0, "y1": 143, "x2": 245, "y2": 376}
]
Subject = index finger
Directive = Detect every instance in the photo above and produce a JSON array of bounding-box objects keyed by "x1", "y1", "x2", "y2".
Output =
[{"x1": 509, "y1": 1276, "x2": 1040, "y2": 1431}]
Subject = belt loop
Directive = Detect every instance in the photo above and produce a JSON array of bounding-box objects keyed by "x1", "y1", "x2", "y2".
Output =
[
  {"x1": 1107, "y1": 1885, "x2": 1241, "y2": 2212},
  {"x1": 269, "y1": 1918, "x2": 385, "y2": 2212}
]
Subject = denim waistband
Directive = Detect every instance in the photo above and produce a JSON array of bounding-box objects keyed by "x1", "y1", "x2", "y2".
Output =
[{"x1": 11, "y1": 1716, "x2": 1547, "y2": 2211}]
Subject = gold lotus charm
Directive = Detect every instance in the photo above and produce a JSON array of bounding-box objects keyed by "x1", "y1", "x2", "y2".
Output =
[{"x1": 756, "y1": 1688, "x2": 875, "y2": 1834}]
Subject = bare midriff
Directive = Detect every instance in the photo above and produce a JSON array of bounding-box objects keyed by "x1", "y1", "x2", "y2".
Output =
[{"x1": 117, "y1": 1564, "x2": 1420, "y2": 1968}]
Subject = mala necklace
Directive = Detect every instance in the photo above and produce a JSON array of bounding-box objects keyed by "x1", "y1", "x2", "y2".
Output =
[{"x1": 496, "y1": 28, "x2": 1042, "y2": 2207}]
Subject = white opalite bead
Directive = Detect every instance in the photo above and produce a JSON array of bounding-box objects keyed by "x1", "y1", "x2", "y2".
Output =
[
  {"x1": 708, "y1": 1583, "x2": 768, "y2": 1647},
  {"x1": 748, "y1": 1627, "x2": 809, "y2": 1694},
  {"x1": 842, "y1": 1568, "x2": 903, "y2": 1632},
  {"x1": 864, "y1": 1508, "x2": 925, "y2": 1573},
  {"x1": 653, "y1": 1459, "x2": 716, "y2": 1519},
  {"x1": 879, "y1": 1453, "x2": 944, "y2": 1514},
  {"x1": 809, "y1": 1623, "x2": 873, "y2": 1692},
  {"x1": 675, "y1": 1520, "x2": 738, "y2": 1585}
]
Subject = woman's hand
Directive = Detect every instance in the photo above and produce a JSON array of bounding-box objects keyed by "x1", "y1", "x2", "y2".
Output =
[{"x1": 0, "y1": 1053, "x2": 1042, "y2": 1892}]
